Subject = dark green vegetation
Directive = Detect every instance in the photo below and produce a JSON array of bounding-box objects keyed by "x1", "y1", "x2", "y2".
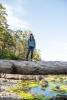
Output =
[
  {"x1": 0, "y1": 3, "x2": 41, "y2": 60},
  {"x1": 7, "y1": 75, "x2": 67, "y2": 100}
]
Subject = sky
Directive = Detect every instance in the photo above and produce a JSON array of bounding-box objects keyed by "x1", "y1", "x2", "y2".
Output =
[{"x1": 0, "y1": 0, "x2": 67, "y2": 61}]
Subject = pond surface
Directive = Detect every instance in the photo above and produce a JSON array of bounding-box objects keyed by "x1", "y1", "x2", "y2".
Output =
[{"x1": 30, "y1": 82, "x2": 67, "y2": 98}]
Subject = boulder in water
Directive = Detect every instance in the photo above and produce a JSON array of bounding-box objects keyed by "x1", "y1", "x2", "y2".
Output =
[
  {"x1": 55, "y1": 86, "x2": 60, "y2": 90},
  {"x1": 40, "y1": 79, "x2": 48, "y2": 87}
]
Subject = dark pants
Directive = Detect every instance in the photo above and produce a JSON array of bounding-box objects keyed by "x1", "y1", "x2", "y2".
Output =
[{"x1": 26, "y1": 46, "x2": 34, "y2": 60}]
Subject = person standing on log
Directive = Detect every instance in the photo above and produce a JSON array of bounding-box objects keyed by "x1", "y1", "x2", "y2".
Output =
[{"x1": 26, "y1": 33, "x2": 36, "y2": 61}]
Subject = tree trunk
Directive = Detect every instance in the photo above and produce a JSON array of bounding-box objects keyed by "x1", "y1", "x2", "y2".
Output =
[{"x1": 0, "y1": 60, "x2": 67, "y2": 75}]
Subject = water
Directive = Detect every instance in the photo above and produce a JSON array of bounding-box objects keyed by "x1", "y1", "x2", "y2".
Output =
[
  {"x1": 0, "y1": 75, "x2": 67, "y2": 99},
  {"x1": 30, "y1": 82, "x2": 67, "y2": 98}
]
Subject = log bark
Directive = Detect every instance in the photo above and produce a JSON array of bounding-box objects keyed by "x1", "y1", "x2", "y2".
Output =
[{"x1": 0, "y1": 60, "x2": 67, "y2": 75}]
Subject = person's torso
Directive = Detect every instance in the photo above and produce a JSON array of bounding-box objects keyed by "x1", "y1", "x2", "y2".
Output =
[{"x1": 28, "y1": 39, "x2": 35, "y2": 47}]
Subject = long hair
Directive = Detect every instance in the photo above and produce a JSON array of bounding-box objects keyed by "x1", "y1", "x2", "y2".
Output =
[{"x1": 29, "y1": 34, "x2": 35, "y2": 41}]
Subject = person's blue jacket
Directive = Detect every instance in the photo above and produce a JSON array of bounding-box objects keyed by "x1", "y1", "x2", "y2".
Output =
[{"x1": 28, "y1": 38, "x2": 36, "y2": 48}]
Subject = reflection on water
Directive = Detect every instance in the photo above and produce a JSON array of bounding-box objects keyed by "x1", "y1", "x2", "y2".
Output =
[
  {"x1": 30, "y1": 83, "x2": 60, "y2": 98},
  {"x1": 30, "y1": 75, "x2": 67, "y2": 98}
]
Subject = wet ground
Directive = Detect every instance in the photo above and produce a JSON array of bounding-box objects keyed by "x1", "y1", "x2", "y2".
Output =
[{"x1": 0, "y1": 75, "x2": 67, "y2": 100}]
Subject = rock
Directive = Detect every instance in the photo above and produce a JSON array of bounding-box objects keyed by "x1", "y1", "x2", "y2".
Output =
[
  {"x1": 3, "y1": 79, "x2": 8, "y2": 82},
  {"x1": 2, "y1": 74, "x2": 42, "y2": 80},
  {"x1": 35, "y1": 75, "x2": 43, "y2": 81},
  {"x1": 55, "y1": 86, "x2": 60, "y2": 89},
  {"x1": 0, "y1": 78, "x2": 22, "y2": 99},
  {"x1": 60, "y1": 78, "x2": 63, "y2": 80},
  {"x1": 51, "y1": 80, "x2": 56, "y2": 82},
  {"x1": 63, "y1": 79, "x2": 67, "y2": 84},
  {"x1": 0, "y1": 60, "x2": 67, "y2": 75},
  {"x1": 38, "y1": 76, "x2": 43, "y2": 81},
  {"x1": 40, "y1": 79, "x2": 48, "y2": 87},
  {"x1": 52, "y1": 94, "x2": 67, "y2": 100}
]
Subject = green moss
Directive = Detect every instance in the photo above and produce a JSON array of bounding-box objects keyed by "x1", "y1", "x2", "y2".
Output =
[
  {"x1": 8, "y1": 87, "x2": 19, "y2": 92},
  {"x1": 7, "y1": 81, "x2": 39, "y2": 99},
  {"x1": 41, "y1": 87, "x2": 46, "y2": 91},
  {"x1": 18, "y1": 91, "x2": 35, "y2": 99},
  {"x1": 17, "y1": 81, "x2": 39, "y2": 88},
  {"x1": 28, "y1": 81, "x2": 39, "y2": 87},
  {"x1": 51, "y1": 85, "x2": 67, "y2": 94},
  {"x1": 44, "y1": 77, "x2": 56, "y2": 83},
  {"x1": 60, "y1": 85, "x2": 67, "y2": 91},
  {"x1": 8, "y1": 87, "x2": 48, "y2": 100},
  {"x1": 7, "y1": 75, "x2": 67, "y2": 100},
  {"x1": 36, "y1": 95, "x2": 49, "y2": 100},
  {"x1": 40, "y1": 82, "x2": 48, "y2": 87},
  {"x1": 44, "y1": 75, "x2": 64, "y2": 84}
]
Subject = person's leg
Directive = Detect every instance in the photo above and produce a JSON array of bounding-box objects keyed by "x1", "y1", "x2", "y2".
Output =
[
  {"x1": 26, "y1": 47, "x2": 30, "y2": 60},
  {"x1": 31, "y1": 47, "x2": 34, "y2": 61}
]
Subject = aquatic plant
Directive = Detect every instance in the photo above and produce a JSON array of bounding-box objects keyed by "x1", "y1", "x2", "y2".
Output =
[
  {"x1": 60, "y1": 85, "x2": 67, "y2": 91},
  {"x1": 36, "y1": 95, "x2": 49, "y2": 100},
  {"x1": 7, "y1": 75, "x2": 67, "y2": 100},
  {"x1": 7, "y1": 80, "x2": 39, "y2": 99},
  {"x1": 8, "y1": 87, "x2": 19, "y2": 92},
  {"x1": 51, "y1": 85, "x2": 67, "y2": 94},
  {"x1": 44, "y1": 75, "x2": 65, "y2": 84},
  {"x1": 17, "y1": 81, "x2": 39, "y2": 88},
  {"x1": 18, "y1": 91, "x2": 35, "y2": 99}
]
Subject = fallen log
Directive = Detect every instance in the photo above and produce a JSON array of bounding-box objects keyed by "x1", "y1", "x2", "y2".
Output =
[{"x1": 0, "y1": 60, "x2": 67, "y2": 75}]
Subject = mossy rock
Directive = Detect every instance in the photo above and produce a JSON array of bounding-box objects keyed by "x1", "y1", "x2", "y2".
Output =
[
  {"x1": 60, "y1": 85, "x2": 67, "y2": 91},
  {"x1": 40, "y1": 79, "x2": 48, "y2": 87}
]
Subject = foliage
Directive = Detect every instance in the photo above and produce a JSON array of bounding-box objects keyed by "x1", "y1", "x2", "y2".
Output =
[
  {"x1": 0, "y1": 3, "x2": 8, "y2": 28},
  {"x1": 0, "y1": 3, "x2": 41, "y2": 61}
]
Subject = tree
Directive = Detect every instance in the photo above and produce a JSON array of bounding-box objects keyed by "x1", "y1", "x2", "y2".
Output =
[
  {"x1": 0, "y1": 3, "x2": 14, "y2": 58},
  {"x1": 0, "y1": 3, "x2": 41, "y2": 60},
  {"x1": 0, "y1": 3, "x2": 8, "y2": 28},
  {"x1": 12, "y1": 30, "x2": 41, "y2": 60}
]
